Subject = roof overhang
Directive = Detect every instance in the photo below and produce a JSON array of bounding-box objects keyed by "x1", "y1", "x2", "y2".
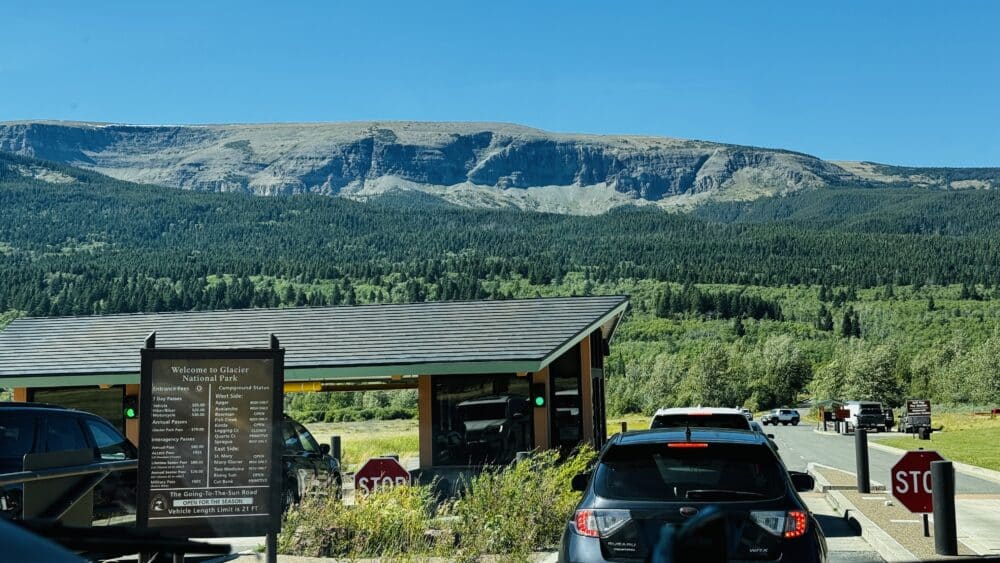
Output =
[{"x1": 0, "y1": 298, "x2": 629, "y2": 389}]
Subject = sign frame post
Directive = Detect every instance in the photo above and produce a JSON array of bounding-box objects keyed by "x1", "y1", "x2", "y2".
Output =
[{"x1": 137, "y1": 333, "x2": 285, "y2": 542}]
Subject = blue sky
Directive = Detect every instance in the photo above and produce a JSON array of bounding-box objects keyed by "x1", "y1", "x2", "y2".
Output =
[{"x1": 1, "y1": 1, "x2": 997, "y2": 166}]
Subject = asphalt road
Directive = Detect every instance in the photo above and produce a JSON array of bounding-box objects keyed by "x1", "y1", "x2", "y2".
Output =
[{"x1": 767, "y1": 423, "x2": 1000, "y2": 494}]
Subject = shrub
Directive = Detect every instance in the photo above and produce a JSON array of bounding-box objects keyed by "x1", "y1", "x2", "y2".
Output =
[
  {"x1": 447, "y1": 447, "x2": 596, "y2": 561},
  {"x1": 278, "y1": 484, "x2": 443, "y2": 558},
  {"x1": 278, "y1": 447, "x2": 596, "y2": 561},
  {"x1": 321, "y1": 406, "x2": 417, "y2": 423}
]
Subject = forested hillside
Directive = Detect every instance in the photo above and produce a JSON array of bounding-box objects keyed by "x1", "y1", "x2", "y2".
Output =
[
  {"x1": 2, "y1": 151, "x2": 999, "y2": 412},
  {"x1": 693, "y1": 187, "x2": 1000, "y2": 235}
]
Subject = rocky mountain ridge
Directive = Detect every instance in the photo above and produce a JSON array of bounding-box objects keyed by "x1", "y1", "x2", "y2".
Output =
[{"x1": 0, "y1": 120, "x2": 995, "y2": 214}]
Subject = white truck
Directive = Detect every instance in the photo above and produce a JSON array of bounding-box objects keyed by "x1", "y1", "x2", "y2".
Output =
[{"x1": 845, "y1": 400, "x2": 887, "y2": 432}]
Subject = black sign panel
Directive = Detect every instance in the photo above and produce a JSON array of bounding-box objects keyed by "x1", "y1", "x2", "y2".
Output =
[
  {"x1": 906, "y1": 399, "x2": 931, "y2": 416},
  {"x1": 138, "y1": 347, "x2": 284, "y2": 537}
]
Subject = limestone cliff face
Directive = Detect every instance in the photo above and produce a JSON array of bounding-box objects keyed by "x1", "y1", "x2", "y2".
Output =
[{"x1": 0, "y1": 120, "x2": 860, "y2": 212}]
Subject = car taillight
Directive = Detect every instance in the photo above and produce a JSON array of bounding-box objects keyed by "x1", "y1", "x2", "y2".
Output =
[
  {"x1": 668, "y1": 442, "x2": 709, "y2": 448},
  {"x1": 751, "y1": 510, "x2": 808, "y2": 538},
  {"x1": 573, "y1": 509, "x2": 631, "y2": 538}
]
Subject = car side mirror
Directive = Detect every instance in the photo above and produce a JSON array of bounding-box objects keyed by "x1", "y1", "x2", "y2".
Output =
[
  {"x1": 766, "y1": 433, "x2": 774, "y2": 439},
  {"x1": 571, "y1": 472, "x2": 590, "y2": 492},
  {"x1": 320, "y1": 444, "x2": 331, "y2": 456},
  {"x1": 789, "y1": 471, "x2": 815, "y2": 492}
]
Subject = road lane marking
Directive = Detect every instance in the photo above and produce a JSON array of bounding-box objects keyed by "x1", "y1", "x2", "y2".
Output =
[{"x1": 890, "y1": 519, "x2": 921, "y2": 523}]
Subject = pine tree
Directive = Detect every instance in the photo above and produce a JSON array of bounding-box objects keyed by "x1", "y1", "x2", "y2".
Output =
[
  {"x1": 816, "y1": 305, "x2": 834, "y2": 331},
  {"x1": 655, "y1": 290, "x2": 670, "y2": 318},
  {"x1": 818, "y1": 284, "x2": 831, "y2": 302},
  {"x1": 841, "y1": 309, "x2": 854, "y2": 339}
]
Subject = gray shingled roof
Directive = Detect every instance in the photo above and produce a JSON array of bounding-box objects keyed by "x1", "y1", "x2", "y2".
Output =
[{"x1": 0, "y1": 296, "x2": 628, "y2": 384}]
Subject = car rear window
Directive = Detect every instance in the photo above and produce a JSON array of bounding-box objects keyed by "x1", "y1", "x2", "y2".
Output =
[
  {"x1": 595, "y1": 442, "x2": 785, "y2": 501},
  {"x1": 650, "y1": 414, "x2": 751, "y2": 430}
]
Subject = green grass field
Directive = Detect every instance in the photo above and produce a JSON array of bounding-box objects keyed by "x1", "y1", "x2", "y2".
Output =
[
  {"x1": 305, "y1": 419, "x2": 419, "y2": 471},
  {"x1": 607, "y1": 413, "x2": 651, "y2": 436},
  {"x1": 304, "y1": 414, "x2": 653, "y2": 470},
  {"x1": 880, "y1": 413, "x2": 1000, "y2": 471}
]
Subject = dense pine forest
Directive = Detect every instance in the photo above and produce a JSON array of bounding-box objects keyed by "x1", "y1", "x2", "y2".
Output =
[{"x1": 2, "y1": 151, "x2": 999, "y2": 413}]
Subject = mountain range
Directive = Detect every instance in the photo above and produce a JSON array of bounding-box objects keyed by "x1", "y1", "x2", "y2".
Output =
[{"x1": 1, "y1": 120, "x2": 998, "y2": 214}]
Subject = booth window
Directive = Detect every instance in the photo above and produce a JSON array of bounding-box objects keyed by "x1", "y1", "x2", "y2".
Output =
[
  {"x1": 32, "y1": 386, "x2": 125, "y2": 433},
  {"x1": 431, "y1": 374, "x2": 533, "y2": 466},
  {"x1": 550, "y1": 343, "x2": 583, "y2": 452}
]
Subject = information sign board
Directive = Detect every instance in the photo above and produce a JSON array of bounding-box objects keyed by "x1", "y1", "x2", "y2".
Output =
[{"x1": 137, "y1": 347, "x2": 284, "y2": 537}]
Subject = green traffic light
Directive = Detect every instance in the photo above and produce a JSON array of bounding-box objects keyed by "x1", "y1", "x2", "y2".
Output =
[
  {"x1": 125, "y1": 407, "x2": 136, "y2": 418},
  {"x1": 534, "y1": 396, "x2": 545, "y2": 407}
]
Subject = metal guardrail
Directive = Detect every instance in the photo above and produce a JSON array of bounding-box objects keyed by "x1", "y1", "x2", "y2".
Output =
[
  {"x1": 2, "y1": 459, "x2": 231, "y2": 561},
  {"x1": 0, "y1": 459, "x2": 137, "y2": 487}
]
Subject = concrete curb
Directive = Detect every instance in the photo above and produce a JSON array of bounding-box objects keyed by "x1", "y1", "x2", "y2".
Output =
[
  {"x1": 807, "y1": 462, "x2": 836, "y2": 492},
  {"x1": 808, "y1": 425, "x2": 1000, "y2": 486},
  {"x1": 806, "y1": 462, "x2": 886, "y2": 492},
  {"x1": 867, "y1": 440, "x2": 1000, "y2": 485},
  {"x1": 825, "y1": 489, "x2": 918, "y2": 563}
]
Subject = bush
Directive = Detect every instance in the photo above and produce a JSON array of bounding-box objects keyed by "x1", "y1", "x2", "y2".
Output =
[
  {"x1": 279, "y1": 447, "x2": 596, "y2": 560},
  {"x1": 279, "y1": 484, "x2": 443, "y2": 558},
  {"x1": 322, "y1": 406, "x2": 417, "y2": 422},
  {"x1": 448, "y1": 447, "x2": 596, "y2": 561},
  {"x1": 284, "y1": 390, "x2": 419, "y2": 423}
]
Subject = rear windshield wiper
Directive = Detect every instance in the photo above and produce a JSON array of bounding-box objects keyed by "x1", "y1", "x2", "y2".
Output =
[{"x1": 686, "y1": 489, "x2": 767, "y2": 500}]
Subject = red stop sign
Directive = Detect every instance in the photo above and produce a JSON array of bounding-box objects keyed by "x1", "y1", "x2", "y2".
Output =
[
  {"x1": 354, "y1": 457, "x2": 410, "y2": 496},
  {"x1": 891, "y1": 450, "x2": 944, "y2": 513}
]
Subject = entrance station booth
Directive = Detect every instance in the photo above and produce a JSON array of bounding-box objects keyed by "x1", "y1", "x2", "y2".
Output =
[{"x1": 0, "y1": 296, "x2": 628, "y2": 472}]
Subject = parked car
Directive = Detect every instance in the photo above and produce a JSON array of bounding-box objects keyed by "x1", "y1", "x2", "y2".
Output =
[
  {"x1": 844, "y1": 401, "x2": 886, "y2": 432},
  {"x1": 650, "y1": 407, "x2": 752, "y2": 431},
  {"x1": 559, "y1": 428, "x2": 825, "y2": 562},
  {"x1": 0, "y1": 404, "x2": 340, "y2": 518},
  {"x1": 280, "y1": 415, "x2": 343, "y2": 509},
  {"x1": 883, "y1": 407, "x2": 895, "y2": 431},
  {"x1": 761, "y1": 408, "x2": 801, "y2": 426},
  {"x1": 750, "y1": 420, "x2": 780, "y2": 454},
  {"x1": 0, "y1": 402, "x2": 137, "y2": 519}
]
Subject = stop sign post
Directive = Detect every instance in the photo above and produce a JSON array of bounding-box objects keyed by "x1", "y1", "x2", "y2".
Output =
[
  {"x1": 891, "y1": 450, "x2": 943, "y2": 513},
  {"x1": 354, "y1": 457, "x2": 411, "y2": 496}
]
